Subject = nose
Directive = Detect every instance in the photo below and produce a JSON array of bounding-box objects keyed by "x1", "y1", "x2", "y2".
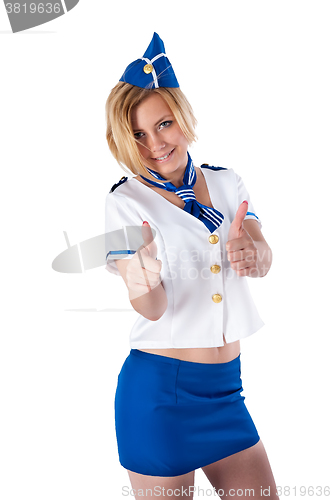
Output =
[{"x1": 148, "y1": 133, "x2": 166, "y2": 153}]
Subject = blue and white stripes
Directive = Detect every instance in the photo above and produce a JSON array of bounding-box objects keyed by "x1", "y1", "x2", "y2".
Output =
[
  {"x1": 141, "y1": 153, "x2": 224, "y2": 233},
  {"x1": 246, "y1": 211, "x2": 259, "y2": 220}
]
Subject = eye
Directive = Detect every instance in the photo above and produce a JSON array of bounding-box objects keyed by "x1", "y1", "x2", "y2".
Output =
[
  {"x1": 159, "y1": 120, "x2": 172, "y2": 129},
  {"x1": 134, "y1": 132, "x2": 144, "y2": 139}
]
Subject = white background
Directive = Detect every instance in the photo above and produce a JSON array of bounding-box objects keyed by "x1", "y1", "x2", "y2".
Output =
[{"x1": 1, "y1": 1, "x2": 331, "y2": 499}]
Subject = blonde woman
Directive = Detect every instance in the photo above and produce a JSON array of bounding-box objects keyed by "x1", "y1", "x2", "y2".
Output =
[{"x1": 105, "y1": 33, "x2": 278, "y2": 500}]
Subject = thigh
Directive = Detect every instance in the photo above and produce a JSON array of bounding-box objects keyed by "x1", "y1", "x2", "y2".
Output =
[
  {"x1": 201, "y1": 440, "x2": 279, "y2": 499},
  {"x1": 127, "y1": 469, "x2": 195, "y2": 500}
]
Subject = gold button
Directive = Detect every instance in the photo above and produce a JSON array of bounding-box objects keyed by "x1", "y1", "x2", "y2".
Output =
[
  {"x1": 143, "y1": 64, "x2": 153, "y2": 74},
  {"x1": 209, "y1": 234, "x2": 219, "y2": 244},
  {"x1": 212, "y1": 293, "x2": 222, "y2": 303},
  {"x1": 210, "y1": 265, "x2": 221, "y2": 274}
]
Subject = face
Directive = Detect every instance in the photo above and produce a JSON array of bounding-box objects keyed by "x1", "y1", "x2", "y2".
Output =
[{"x1": 131, "y1": 93, "x2": 189, "y2": 183}]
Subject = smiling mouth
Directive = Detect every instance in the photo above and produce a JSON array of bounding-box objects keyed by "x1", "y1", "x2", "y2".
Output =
[{"x1": 152, "y1": 149, "x2": 175, "y2": 161}]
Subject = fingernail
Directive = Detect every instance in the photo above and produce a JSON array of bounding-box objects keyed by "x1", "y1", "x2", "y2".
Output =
[
  {"x1": 143, "y1": 221, "x2": 149, "y2": 225},
  {"x1": 243, "y1": 200, "x2": 248, "y2": 205}
]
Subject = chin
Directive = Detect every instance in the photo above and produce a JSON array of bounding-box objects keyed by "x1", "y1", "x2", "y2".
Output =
[{"x1": 144, "y1": 151, "x2": 188, "y2": 177}]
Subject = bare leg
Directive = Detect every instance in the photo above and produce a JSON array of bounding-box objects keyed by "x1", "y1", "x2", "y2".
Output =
[
  {"x1": 127, "y1": 469, "x2": 195, "y2": 499},
  {"x1": 201, "y1": 440, "x2": 279, "y2": 499}
]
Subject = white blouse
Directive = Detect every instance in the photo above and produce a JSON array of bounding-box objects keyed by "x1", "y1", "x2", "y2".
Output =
[{"x1": 105, "y1": 165, "x2": 264, "y2": 349}]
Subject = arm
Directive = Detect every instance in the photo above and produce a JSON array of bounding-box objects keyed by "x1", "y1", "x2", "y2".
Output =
[
  {"x1": 226, "y1": 202, "x2": 272, "y2": 278},
  {"x1": 115, "y1": 258, "x2": 168, "y2": 321},
  {"x1": 243, "y1": 219, "x2": 272, "y2": 277},
  {"x1": 114, "y1": 221, "x2": 168, "y2": 321}
]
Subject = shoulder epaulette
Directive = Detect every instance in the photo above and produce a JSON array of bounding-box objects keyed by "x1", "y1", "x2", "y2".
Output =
[
  {"x1": 201, "y1": 164, "x2": 228, "y2": 171},
  {"x1": 110, "y1": 176, "x2": 128, "y2": 193}
]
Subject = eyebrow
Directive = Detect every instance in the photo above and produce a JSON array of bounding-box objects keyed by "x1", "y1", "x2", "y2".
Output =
[
  {"x1": 154, "y1": 115, "x2": 173, "y2": 127},
  {"x1": 132, "y1": 115, "x2": 173, "y2": 132}
]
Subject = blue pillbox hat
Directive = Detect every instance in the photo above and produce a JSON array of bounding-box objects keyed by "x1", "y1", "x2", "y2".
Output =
[{"x1": 119, "y1": 32, "x2": 179, "y2": 89}]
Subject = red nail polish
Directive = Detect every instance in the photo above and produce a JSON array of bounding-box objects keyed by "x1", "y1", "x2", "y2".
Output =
[
  {"x1": 243, "y1": 200, "x2": 248, "y2": 204},
  {"x1": 143, "y1": 221, "x2": 149, "y2": 225}
]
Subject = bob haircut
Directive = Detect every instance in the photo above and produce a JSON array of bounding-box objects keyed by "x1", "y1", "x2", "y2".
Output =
[{"x1": 105, "y1": 82, "x2": 198, "y2": 183}]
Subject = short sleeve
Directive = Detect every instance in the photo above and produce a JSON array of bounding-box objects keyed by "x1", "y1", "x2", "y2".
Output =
[
  {"x1": 105, "y1": 192, "x2": 144, "y2": 276},
  {"x1": 235, "y1": 172, "x2": 262, "y2": 229}
]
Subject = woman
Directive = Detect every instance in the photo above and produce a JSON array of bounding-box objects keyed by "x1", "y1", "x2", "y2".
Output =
[{"x1": 105, "y1": 33, "x2": 278, "y2": 499}]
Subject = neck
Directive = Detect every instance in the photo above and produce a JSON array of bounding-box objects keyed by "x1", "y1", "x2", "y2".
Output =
[{"x1": 164, "y1": 163, "x2": 188, "y2": 188}]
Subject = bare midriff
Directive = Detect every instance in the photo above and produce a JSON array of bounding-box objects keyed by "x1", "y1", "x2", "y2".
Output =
[{"x1": 138, "y1": 338, "x2": 241, "y2": 364}]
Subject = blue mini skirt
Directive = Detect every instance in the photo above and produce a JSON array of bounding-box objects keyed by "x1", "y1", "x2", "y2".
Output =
[{"x1": 114, "y1": 349, "x2": 260, "y2": 477}]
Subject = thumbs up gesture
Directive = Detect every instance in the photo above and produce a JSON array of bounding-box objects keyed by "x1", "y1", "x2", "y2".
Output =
[
  {"x1": 126, "y1": 221, "x2": 162, "y2": 293},
  {"x1": 226, "y1": 201, "x2": 258, "y2": 277}
]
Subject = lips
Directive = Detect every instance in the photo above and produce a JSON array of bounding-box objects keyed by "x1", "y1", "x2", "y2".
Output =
[{"x1": 152, "y1": 148, "x2": 175, "y2": 162}]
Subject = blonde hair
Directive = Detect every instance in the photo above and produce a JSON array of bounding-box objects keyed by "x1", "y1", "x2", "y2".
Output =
[{"x1": 105, "y1": 82, "x2": 198, "y2": 182}]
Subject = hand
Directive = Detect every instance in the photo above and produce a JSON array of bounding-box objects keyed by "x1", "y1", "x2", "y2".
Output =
[
  {"x1": 226, "y1": 201, "x2": 258, "y2": 277},
  {"x1": 126, "y1": 221, "x2": 162, "y2": 293}
]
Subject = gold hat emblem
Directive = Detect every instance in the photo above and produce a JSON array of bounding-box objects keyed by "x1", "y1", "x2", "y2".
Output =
[{"x1": 143, "y1": 64, "x2": 153, "y2": 74}]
